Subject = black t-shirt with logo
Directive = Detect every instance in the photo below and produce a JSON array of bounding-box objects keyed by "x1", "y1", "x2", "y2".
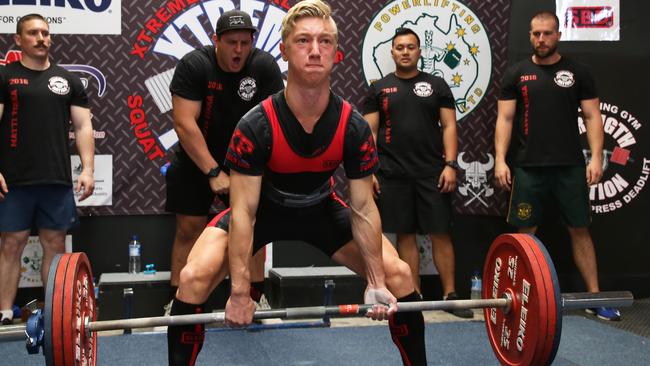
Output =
[
  {"x1": 225, "y1": 91, "x2": 378, "y2": 195},
  {"x1": 0, "y1": 62, "x2": 88, "y2": 186},
  {"x1": 169, "y1": 46, "x2": 284, "y2": 170},
  {"x1": 500, "y1": 57, "x2": 597, "y2": 166},
  {"x1": 362, "y1": 72, "x2": 455, "y2": 178}
]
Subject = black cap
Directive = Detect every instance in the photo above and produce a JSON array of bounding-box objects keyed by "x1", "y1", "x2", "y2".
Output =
[{"x1": 215, "y1": 10, "x2": 257, "y2": 35}]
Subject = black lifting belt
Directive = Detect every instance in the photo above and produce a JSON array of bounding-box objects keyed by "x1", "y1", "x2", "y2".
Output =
[{"x1": 262, "y1": 180, "x2": 332, "y2": 208}]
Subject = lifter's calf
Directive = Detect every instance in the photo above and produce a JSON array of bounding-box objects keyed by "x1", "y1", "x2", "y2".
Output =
[
  {"x1": 167, "y1": 298, "x2": 206, "y2": 366},
  {"x1": 384, "y1": 257, "x2": 427, "y2": 366}
]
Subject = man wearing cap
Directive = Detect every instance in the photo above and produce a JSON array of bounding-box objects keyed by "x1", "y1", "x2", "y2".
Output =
[{"x1": 164, "y1": 9, "x2": 283, "y2": 319}]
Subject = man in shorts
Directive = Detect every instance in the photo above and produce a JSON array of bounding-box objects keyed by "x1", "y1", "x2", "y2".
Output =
[
  {"x1": 167, "y1": 2, "x2": 428, "y2": 365},
  {"x1": 363, "y1": 27, "x2": 473, "y2": 319},
  {"x1": 0, "y1": 14, "x2": 95, "y2": 325},
  {"x1": 165, "y1": 9, "x2": 284, "y2": 309},
  {"x1": 494, "y1": 11, "x2": 619, "y2": 320}
]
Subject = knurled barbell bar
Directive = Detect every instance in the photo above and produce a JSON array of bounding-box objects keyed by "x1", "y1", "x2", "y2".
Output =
[{"x1": 0, "y1": 234, "x2": 635, "y2": 366}]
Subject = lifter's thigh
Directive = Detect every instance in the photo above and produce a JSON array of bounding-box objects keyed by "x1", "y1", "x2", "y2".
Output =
[{"x1": 178, "y1": 227, "x2": 230, "y2": 303}]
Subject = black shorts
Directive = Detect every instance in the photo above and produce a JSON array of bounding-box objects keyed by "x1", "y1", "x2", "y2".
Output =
[
  {"x1": 165, "y1": 160, "x2": 215, "y2": 216},
  {"x1": 209, "y1": 195, "x2": 353, "y2": 258},
  {"x1": 377, "y1": 175, "x2": 451, "y2": 234}
]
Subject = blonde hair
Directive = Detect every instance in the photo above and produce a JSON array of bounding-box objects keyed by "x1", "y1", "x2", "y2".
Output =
[{"x1": 281, "y1": 0, "x2": 338, "y2": 42}]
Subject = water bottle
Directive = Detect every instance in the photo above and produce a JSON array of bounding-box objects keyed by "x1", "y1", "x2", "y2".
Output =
[
  {"x1": 128, "y1": 235, "x2": 141, "y2": 274},
  {"x1": 470, "y1": 270, "x2": 482, "y2": 300}
]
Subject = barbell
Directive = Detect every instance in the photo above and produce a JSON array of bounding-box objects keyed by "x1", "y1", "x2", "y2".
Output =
[{"x1": 0, "y1": 233, "x2": 634, "y2": 366}]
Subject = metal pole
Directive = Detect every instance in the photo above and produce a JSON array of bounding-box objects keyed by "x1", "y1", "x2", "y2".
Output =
[
  {"x1": 0, "y1": 291, "x2": 634, "y2": 339},
  {"x1": 0, "y1": 324, "x2": 27, "y2": 342},
  {"x1": 87, "y1": 298, "x2": 510, "y2": 332}
]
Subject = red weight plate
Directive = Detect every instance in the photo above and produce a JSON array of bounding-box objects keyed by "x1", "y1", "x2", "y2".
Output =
[
  {"x1": 46, "y1": 253, "x2": 97, "y2": 366},
  {"x1": 64, "y1": 253, "x2": 97, "y2": 366},
  {"x1": 50, "y1": 254, "x2": 71, "y2": 366},
  {"x1": 522, "y1": 235, "x2": 562, "y2": 366},
  {"x1": 483, "y1": 234, "x2": 549, "y2": 366},
  {"x1": 44, "y1": 253, "x2": 68, "y2": 366}
]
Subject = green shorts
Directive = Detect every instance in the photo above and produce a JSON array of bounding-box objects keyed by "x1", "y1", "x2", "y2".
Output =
[{"x1": 507, "y1": 166, "x2": 591, "y2": 228}]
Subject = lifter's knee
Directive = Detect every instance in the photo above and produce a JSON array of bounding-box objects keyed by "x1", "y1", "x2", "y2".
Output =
[
  {"x1": 0, "y1": 233, "x2": 29, "y2": 260},
  {"x1": 384, "y1": 257, "x2": 415, "y2": 296},
  {"x1": 178, "y1": 263, "x2": 216, "y2": 303}
]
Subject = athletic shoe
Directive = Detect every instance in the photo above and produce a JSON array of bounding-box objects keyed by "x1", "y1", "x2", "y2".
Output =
[
  {"x1": 0, "y1": 316, "x2": 12, "y2": 326},
  {"x1": 585, "y1": 307, "x2": 621, "y2": 321},
  {"x1": 444, "y1": 292, "x2": 474, "y2": 319},
  {"x1": 255, "y1": 294, "x2": 271, "y2": 311}
]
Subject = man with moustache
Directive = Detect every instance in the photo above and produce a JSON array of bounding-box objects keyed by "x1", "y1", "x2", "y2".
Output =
[
  {"x1": 494, "y1": 11, "x2": 619, "y2": 320},
  {"x1": 362, "y1": 27, "x2": 473, "y2": 319},
  {"x1": 164, "y1": 9, "x2": 284, "y2": 313},
  {"x1": 0, "y1": 14, "x2": 95, "y2": 325}
]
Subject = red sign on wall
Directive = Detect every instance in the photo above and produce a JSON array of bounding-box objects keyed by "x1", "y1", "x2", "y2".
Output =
[{"x1": 566, "y1": 6, "x2": 614, "y2": 28}]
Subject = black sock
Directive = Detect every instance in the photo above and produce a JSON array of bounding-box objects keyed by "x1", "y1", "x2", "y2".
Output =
[
  {"x1": 169, "y1": 285, "x2": 178, "y2": 300},
  {"x1": 389, "y1": 292, "x2": 427, "y2": 366},
  {"x1": 167, "y1": 297, "x2": 205, "y2": 366},
  {"x1": 250, "y1": 281, "x2": 265, "y2": 302}
]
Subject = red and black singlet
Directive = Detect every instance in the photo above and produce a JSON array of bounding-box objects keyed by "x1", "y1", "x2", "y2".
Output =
[{"x1": 224, "y1": 91, "x2": 379, "y2": 206}]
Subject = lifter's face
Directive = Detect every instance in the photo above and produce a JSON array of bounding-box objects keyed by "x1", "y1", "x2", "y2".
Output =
[
  {"x1": 280, "y1": 16, "x2": 337, "y2": 86},
  {"x1": 529, "y1": 18, "x2": 560, "y2": 59},
  {"x1": 391, "y1": 34, "x2": 420, "y2": 73},
  {"x1": 214, "y1": 30, "x2": 254, "y2": 73},
  {"x1": 15, "y1": 19, "x2": 51, "y2": 61}
]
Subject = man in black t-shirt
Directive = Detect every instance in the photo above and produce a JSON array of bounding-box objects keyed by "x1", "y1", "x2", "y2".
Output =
[
  {"x1": 495, "y1": 11, "x2": 620, "y2": 321},
  {"x1": 165, "y1": 9, "x2": 284, "y2": 311},
  {"x1": 0, "y1": 14, "x2": 94, "y2": 325},
  {"x1": 167, "y1": 2, "x2": 427, "y2": 365},
  {"x1": 363, "y1": 28, "x2": 472, "y2": 319}
]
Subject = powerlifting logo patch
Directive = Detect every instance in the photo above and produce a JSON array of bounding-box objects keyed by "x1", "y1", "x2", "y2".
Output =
[
  {"x1": 48, "y1": 76, "x2": 70, "y2": 95},
  {"x1": 554, "y1": 70, "x2": 575, "y2": 88},
  {"x1": 238, "y1": 77, "x2": 257, "y2": 101},
  {"x1": 580, "y1": 101, "x2": 649, "y2": 214},
  {"x1": 413, "y1": 81, "x2": 433, "y2": 97},
  {"x1": 361, "y1": 0, "x2": 492, "y2": 120}
]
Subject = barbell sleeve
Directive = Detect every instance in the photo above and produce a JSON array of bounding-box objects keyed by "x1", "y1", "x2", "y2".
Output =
[
  {"x1": 560, "y1": 291, "x2": 634, "y2": 310},
  {"x1": 0, "y1": 324, "x2": 28, "y2": 342}
]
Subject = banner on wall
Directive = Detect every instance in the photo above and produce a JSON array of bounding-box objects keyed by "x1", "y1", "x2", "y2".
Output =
[
  {"x1": 72, "y1": 154, "x2": 113, "y2": 206},
  {"x1": 0, "y1": 0, "x2": 122, "y2": 35},
  {"x1": 0, "y1": 0, "x2": 512, "y2": 216},
  {"x1": 556, "y1": 0, "x2": 620, "y2": 41},
  {"x1": 15, "y1": 235, "x2": 73, "y2": 288},
  {"x1": 581, "y1": 102, "x2": 648, "y2": 214}
]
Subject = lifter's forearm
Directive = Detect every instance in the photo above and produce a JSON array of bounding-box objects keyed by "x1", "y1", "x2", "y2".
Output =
[
  {"x1": 350, "y1": 202, "x2": 386, "y2": 288},
  {"x1": 228, "y1": 212, "x2": 253, "y2": 297}
]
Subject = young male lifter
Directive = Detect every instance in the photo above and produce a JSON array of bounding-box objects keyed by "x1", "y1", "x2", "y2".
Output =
[{"x1": 167, "y1": 1, "x2": 427, "y2": 365}]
